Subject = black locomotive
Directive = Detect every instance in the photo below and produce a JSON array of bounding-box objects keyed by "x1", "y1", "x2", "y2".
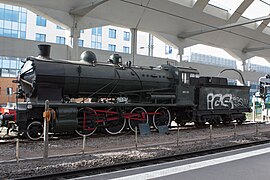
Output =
[{"x1": 5, "y1": 45, "x2": 250, "y2": 140}]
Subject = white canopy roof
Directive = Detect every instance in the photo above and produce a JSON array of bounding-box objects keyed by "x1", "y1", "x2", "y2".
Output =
[{"x1": 2, "y1": 0, "x2": 270, "y2": 62}]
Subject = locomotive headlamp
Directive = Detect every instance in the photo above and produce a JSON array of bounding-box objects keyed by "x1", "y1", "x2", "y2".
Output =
[{"x1": 27, "y1": 104, "x2": 33, "y2": 109}]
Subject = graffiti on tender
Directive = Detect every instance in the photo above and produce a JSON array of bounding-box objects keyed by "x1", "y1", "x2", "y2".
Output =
[
  {"x1": 232, "y1": 96, "x2": 245, "y2": 107},
  {"x1": 207, "y1": 93, "x2": 233, "y2": 109},
  {"x1": 207, "y1": 93, "x2": 248, "y2": 110}
]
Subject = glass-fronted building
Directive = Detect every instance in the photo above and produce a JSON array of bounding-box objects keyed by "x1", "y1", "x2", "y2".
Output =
[
  {"x1": 246, "y1": 63, "x2": 270, "y2": 74},
  {"x1": 0, "y1": 4, "x2": 27, "y2": 39},
  {"x1": 0, "y1": 56, "x2": 22, "y2": 77},
  {"x1": 190, "y1": 52, "x2": 237, "y2": 69},
  {"x1": 0, "y1": 4, "x2": 26, "y2": 78}
]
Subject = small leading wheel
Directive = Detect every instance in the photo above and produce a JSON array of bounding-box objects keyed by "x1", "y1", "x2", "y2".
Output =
[
  {"x1": 127, "y1": 107, "x2": 148, "y2": 132},
  {"x1": 104, "y1": 107, "x2": 126, "y2": 135},
  {"x1": 153, "y1": 107, "x2": 171, "y2": 129},
  {"x1": 26, "y1": 121, "x2": 43, "y2": 141},
  {"x1": 237, "y1": 119, "x2": 244, "y2": 125},
  {"x1": 76, "y1": 107, "x2": 97, "y2": 136}
]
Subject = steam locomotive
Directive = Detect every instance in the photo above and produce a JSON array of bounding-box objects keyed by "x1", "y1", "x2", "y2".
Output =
[{"x1": 2, "y1": 45, "x2": 251, "y2": 140}]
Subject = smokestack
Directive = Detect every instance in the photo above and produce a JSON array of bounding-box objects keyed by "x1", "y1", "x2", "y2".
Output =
[{"x1": 38, "y1": 44, "x2": 51, "y2": 59}]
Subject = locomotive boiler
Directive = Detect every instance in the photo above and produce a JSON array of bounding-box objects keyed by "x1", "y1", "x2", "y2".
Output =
[
  {"x1": 10, "y1": 45, "x2": 250, "y2": 140},
  {"x1": 19, "y1": 45, "x2": 176, "y2": 103}
]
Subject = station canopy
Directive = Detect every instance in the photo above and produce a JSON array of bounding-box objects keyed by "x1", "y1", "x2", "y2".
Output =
[{"x1": 3, "y1": 0, "x2": 270, "y2": 62}]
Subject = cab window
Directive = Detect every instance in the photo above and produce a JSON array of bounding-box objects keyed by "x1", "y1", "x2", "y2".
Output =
[{"x1": 182, "y1": 73, "x2": 190, "y2": 84}]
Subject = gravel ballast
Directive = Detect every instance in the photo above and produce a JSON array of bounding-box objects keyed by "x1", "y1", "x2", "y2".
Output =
[{"x1": 1, "y1": 122, "x2": 270, "y2": 179}]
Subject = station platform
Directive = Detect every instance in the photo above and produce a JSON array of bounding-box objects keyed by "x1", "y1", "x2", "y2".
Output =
[{"x1": 77, "y1": 143, "x2": 270, "y2": 180}]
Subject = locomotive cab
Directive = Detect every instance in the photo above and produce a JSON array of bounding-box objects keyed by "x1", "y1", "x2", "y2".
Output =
[{"x1": 176, "y1": 67, "x2": 199, "y2": 106}]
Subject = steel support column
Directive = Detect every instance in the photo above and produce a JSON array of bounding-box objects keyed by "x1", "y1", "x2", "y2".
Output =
[{"x1": 131, "y1": 28, "x2": 138, "y2": 65}]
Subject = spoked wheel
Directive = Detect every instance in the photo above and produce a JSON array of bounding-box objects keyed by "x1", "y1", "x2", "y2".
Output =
[
  {"x1": 76, "y1": 107, "x2": 97, "y2": 136},
  {"x1": 104, "y1": 107, "x2": 126, "y2": 135},
  {"x1": 153, "y1": 107, "x2": 171, "y2": 129},
  {"x1": 127, "y1": 107, "x2": 148, "y2": 132},
  {"x1": 26, "y1": 121, "x2": 43, "y2": 141}
]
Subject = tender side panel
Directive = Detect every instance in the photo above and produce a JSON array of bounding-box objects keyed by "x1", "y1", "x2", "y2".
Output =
[{"x1": 198, "y1": 85, "x2": 250, "y2": 111}]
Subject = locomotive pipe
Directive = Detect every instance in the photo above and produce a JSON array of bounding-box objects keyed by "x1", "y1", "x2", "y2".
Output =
[
  {"x1": 150, "y1": 94, "x2": 176, "y2": 100},
  {"x1": 150, "y1": 94, "x2": 176, "y2": 103}
]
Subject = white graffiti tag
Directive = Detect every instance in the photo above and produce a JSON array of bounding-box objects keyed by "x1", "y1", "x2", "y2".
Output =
[
  {"x1": 207, "y1": 93, "x2": 234, "y2": 109},
  {"x1": 232, "y1": 96, "x2": 244, "y2": 107}
]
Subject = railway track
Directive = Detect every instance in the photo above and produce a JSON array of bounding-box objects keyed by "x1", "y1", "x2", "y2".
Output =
[{"x1": 15, "y1": 139, "x2": 270, "y2": 180}]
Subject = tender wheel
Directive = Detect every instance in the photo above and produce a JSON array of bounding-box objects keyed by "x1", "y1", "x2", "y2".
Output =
[
  {"x1": 76, "y1": 107, "x2": 97, "y2": 136},
  {"x1": 222, "y1": 115, "x2": 232, "y2": 126},
  {"x1": 26, "y1": 121, "x2": 43, "y2": 141},
  {"x1": 153, "y1": 107, "x2": 171, "y2": 129},
  {"x1": 128, "y1": 107, "x2": 148, "y2": 132},
  {"x1": 104, "y1": 107, "x2": 126, "y2": 135}
]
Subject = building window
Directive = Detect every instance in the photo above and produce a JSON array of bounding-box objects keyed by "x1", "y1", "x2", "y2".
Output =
[
  {"x1": 97, "y1": 42, "x2": 102, "y2": 49},
  {"x1": 0, "y1": 4, "x2": 27, "y2": 39},
  {"x1": 109, "y1": 28, "x2": 116, "y2": 39},
  {"x1": 20, "y1": 31, "x2": 26, "y2": 39},
  {"x1": 56, "y1": 36, "x2": 65, "y2": 44},
  {"x1": 108, "y1": 44, "x2": 116, "y2": 51},
  {"x1": 2, "y1": 58, "x2": 10, "y2": 68},
  {"x1": 56, "y1": 25, "x2": 64, "y2": 30},
  {"x1": 123, "y1": 46, "x2": 130, "y2": 53},
  {"x1": 36, "y1": 33, "x2": 46, "y2": 42},
  {"x1": 36, "y1": 15, "x2": 46, "y2": 27},
  {"x1": 91, "y1": 41, "x2": 96, "y2": 48},
  {"x1": 78, "y1": 39, "x2": 84, "y2": 47},
  {"x1": 92, "y1": 27, "x2": 102, "y2": 36},
  {"x1": 0, "y1": 56, "x2": 22, "y2": 77},
  {"x1": 6, "y1": 87, "x2": 13, "y2": 95},
  {"x1": 123, "y1": 31, "x2": 130, "y2": 41},
  {"x1": 91, "y1": 41, "x2": 102, "y2": 49},
  {"x1": 165, "y1": 45, "x2": 172, "y2": 54},
  {"x1": 91, "y1": 27, "x2": 102, "y2": 49},
  {"x1": 80, "y1": 29, "x2": 84, "y2": 33}
]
